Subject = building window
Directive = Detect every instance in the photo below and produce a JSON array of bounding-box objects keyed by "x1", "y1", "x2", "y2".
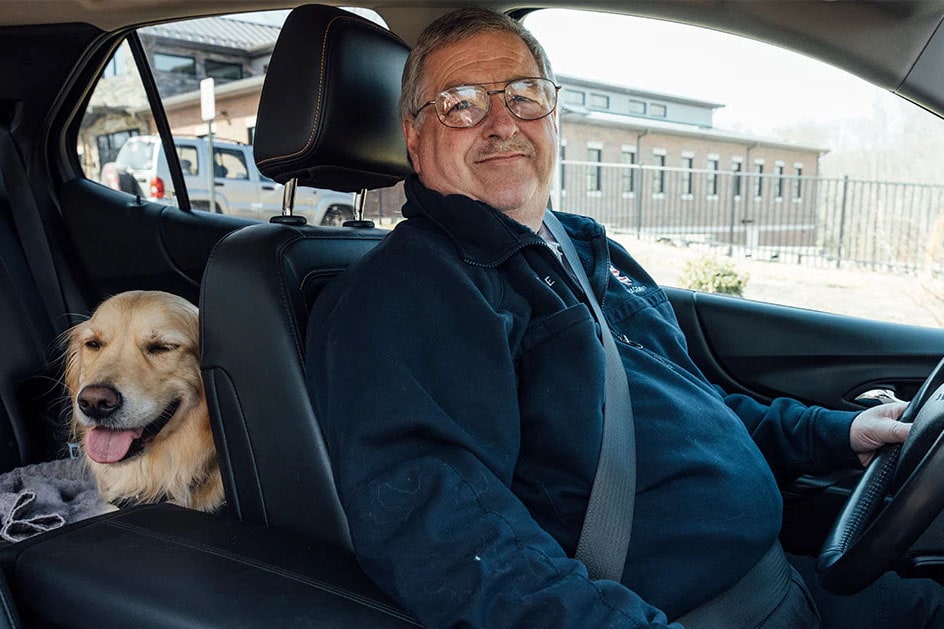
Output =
[
  {"x1": 629, "y1": 99, "x2": 646, "y2": 115},
  {"x1": 587, "y1": 148, "x2": 602, "y2": 192},
  {"x1": 589, "y1": 93, "x2": 610, "y2": 109},
  {"x1": 653, "y1": 153, "x2": 666, "y2": 194},
  {"x1": 732, "y1": 161, "x2": 742, "y2": 197},
  {"x1": 650, "y1": 103, "x2": 667, "y2": 118},
  {"x1": 563, "y1": 90, "x2": 585, "y2": 106},
  {"x1": 153, "y1": 52, "x2": 196, "y2": 75},
  {"x1": 621, "y1": 150, "x2": 635, "y2": 194},
  {"x1": 775, "y1": 164, "x2": 785, "y2": 198},
  {"x1": 681, "y1": 156, "x2": 693, "y2": 195},
  {"x1": 794, "y1": 166, "x2": 803, "y2": 200},
  {"x1": 754, "y1": 164, "x2": 764, "y2": 197},
  {"x1": 205, "y1": 59, "x2": 243, "y2": 80},
  {"x1": 707, "y1": 158, "x2": 719, "y2": 196}
]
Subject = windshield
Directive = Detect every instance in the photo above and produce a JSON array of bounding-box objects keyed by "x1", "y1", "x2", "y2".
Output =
[{"x1": 114, "y1": 138, "x2": 157, "y2": 170}]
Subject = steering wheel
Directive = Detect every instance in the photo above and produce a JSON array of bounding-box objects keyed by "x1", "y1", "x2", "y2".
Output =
[{"x1": 817, "y1": 355, "x2": 944, "y2": 594}]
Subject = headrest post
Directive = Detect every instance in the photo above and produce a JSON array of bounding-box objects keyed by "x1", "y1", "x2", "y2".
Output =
[
  {"x1": 282, "y1": 178, "x2": 298, "y2": 216},
  {"x1": 353, "y1": 188, "x2": 367, "y2": 222}
]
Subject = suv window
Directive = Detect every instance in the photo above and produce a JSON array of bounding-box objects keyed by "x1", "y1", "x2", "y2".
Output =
[
  {"x1": 214, "y1": 148, "x2": 248, "y2": 180},
  {"x1": 177, "y1": 145, "x2": 199, "y2": 176}
]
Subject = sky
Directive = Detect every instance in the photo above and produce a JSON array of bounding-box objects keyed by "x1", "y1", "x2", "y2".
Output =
[
  {"x1": 238, "y1": 7, "x2": 888, "y2": 135},
  {"x1": 523, "y1": 9, "x2": 890, "y2": 135}
]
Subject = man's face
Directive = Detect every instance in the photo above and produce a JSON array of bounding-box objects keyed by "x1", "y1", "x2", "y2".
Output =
[{"x1": 403, "y1": 31, "x2": 558, "y2": 229}]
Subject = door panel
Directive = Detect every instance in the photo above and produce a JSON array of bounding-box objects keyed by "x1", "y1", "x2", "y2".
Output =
[
  {"x1": 668, "y1": 287, "x2": 943, "y2": 410},
  {"x1": 59, "y1": 178, "x2": 251, "y2": 305}
]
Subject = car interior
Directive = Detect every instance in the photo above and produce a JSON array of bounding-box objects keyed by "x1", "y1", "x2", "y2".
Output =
[{"x1": 0, "y1": 1, "x2": 941, "y2": 627}]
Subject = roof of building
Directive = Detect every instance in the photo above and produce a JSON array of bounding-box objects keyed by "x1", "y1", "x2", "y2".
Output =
[
  {"x1": 557, "y1": 74, "x2": 725, "y2": 110},
  {"x1": 562, "y1": 106, "x2": 829, "y2": 154},
  {"x1": 143, "y1": 15, "x2": 281, "y2": 53}
]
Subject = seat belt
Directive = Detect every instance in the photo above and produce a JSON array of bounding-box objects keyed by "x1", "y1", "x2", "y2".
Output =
[
  {"x1": 0, "y1": 126, "x2": 71, "y2": 336},
  {"x1": 543, "y1": 210, "x2": 636, "y2": 582}
]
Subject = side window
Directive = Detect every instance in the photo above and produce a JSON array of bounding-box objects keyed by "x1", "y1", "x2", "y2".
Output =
[
  {"x1": 176, "y1": 145, "x2": 199, "y2": 176},
  {"x1": 526, "y1": 9, "x2": 944, "y2": 329},
  {"x1": 213, "y1": 148, "x2": 248, "y2": 180},
  {"x1": 78, "y1": 41, "x2": 149, "y2": 190},
  {"x1": 75, "y1": 8, "x2": 395, "y2": 225}
]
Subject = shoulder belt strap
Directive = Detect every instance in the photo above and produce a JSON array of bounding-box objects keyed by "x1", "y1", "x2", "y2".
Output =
[{"x1": 543, "y1": 210, "x2": 636, "y2": 582}]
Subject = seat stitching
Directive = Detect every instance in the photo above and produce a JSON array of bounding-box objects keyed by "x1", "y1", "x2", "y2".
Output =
[{"x1": 256, "y1": 17, "x2": 399, "y2": 167}]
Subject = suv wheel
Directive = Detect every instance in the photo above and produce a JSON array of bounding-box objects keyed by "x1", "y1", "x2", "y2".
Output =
[{"x1": 321, "y1": 206, "x2": 353, "y2": 226}]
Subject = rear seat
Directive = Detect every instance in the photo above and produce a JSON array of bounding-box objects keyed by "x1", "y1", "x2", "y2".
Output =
[
  {"x1": 0, "y1": 6, "x2": 419, "y2": 626},
  {"x1": 0, "y1": 148, "x2": 73, "y2": 472}
]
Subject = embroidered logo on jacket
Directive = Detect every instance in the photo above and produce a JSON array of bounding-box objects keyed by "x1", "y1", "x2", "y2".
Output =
[{"x1": 610, "y1": 265, "x2": 647, "y2": 293}]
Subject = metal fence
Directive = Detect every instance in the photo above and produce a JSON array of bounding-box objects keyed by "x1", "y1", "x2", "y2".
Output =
[{"x1": 555, "y1": 160, "x2": 944, "y2": 277}]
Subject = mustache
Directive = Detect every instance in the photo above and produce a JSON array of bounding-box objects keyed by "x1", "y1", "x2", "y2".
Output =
[{"x1": 474, "y1": 138, "x2": 534, "y2": 161}]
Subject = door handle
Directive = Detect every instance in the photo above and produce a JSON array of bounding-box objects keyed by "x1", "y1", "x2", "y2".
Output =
[
  {"x1": 262, "y1": 185, "x2": 275, "y2": 190},
  {"x1": 854, "y1": 388, "x2": 906, "y2": 406}
]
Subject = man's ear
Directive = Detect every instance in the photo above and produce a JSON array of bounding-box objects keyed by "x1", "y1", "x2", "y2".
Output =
[{"x1": 402, "y1": 118, "x2": 421, "y2": 175}]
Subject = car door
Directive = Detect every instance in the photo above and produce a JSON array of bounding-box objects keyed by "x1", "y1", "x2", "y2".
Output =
[
  {"x1": 63, "y1": 33, "x2": 253, "y2": 307},
  {"x1": 210, "y1": 145, "x2": 259, "y2": 217}
]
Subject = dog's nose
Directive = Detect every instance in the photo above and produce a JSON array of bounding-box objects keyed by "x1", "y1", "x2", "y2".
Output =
[{"x1": 77, "y1": 385, "x2": 123, "y2": 420}]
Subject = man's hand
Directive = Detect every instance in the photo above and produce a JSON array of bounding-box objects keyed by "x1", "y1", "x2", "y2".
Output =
[{"x1": 850, "y1": 402, "x2": 910, "y2": 466}]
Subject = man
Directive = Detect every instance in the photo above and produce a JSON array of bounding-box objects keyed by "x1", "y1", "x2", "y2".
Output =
[{"x1": 307, "y1": 8, "x2": 933, "y2": 627}]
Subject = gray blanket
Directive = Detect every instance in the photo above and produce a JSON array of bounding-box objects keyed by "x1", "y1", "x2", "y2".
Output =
[{"x1": 0, "y1": 458, "x2": 111, "y2": 543}]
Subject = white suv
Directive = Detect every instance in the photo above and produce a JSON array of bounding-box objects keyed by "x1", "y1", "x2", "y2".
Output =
[{"x1": 101, "y1": 135, "x2": 356, "y2": 226}]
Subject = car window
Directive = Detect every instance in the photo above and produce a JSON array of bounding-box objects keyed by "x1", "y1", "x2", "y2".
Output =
[
  {"x1": 76, "y1": 8, "x2": 386, "y2": 226},
  {"x1": 176, "y1": 145, "x2": 199, "y2": 176},
  {"x1": 214, "y1": 148, "x2": 248, "y2": 180},
  {"x1": 525, "y1": 9, "x2": 944, "y2": 329}
]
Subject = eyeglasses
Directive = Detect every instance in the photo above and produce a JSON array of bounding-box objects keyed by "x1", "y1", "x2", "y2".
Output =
[{"x1": 414, "y1": 77, "x2": 561, "y2": 128}]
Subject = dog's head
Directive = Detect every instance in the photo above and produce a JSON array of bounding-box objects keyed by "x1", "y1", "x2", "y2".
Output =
[{"x1": 65, "y1": 291, "x2": 204, "y2": 466}]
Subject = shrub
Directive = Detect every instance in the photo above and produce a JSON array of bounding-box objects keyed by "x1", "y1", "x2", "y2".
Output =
[{"x1": 678, "y1": 255, "x2": 749, "y2": 296}]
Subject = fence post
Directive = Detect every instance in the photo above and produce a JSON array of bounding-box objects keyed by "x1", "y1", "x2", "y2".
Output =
[
  {"x1": 726, "y1": 179, "x2": 737, "y2": 257},
  {"x1": 836, "y1": 175, "x2": 849, "y2": 269}
]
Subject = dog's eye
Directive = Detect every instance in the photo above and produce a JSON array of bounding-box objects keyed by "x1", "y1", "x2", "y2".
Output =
[
  {"x1": 84, "y1": 340, "x2": 101, "y2": 350},
  {"x1": 146, "y1": 343, "x2": 176, "y2": 355}
]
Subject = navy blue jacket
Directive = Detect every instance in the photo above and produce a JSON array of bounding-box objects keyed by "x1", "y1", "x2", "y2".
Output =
[{"x1": 307, "y1": 175, "x2": 861, "y2": 627}]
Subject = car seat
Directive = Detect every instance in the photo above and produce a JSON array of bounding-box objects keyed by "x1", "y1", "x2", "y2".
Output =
[{"x1": 200, "y1": 4, "x2": 411, "y2": 549}]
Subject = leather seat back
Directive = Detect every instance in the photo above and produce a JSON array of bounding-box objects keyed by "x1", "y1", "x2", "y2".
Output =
[{"x1": 200, "y1": 4, "x2": 410, "y2": 548}]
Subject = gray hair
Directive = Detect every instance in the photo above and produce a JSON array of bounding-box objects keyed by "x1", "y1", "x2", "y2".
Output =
[{"x1": 400, "y1": 8, "x2": 555, "y2": 122}]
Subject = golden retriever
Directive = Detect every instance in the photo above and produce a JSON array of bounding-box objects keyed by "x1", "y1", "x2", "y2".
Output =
[{"x1": 65, "y1": 290, "x2": 224, "y2": 512}]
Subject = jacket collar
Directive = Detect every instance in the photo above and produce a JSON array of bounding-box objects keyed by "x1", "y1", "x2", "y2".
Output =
[
  {"x1": 402, "y1": 175, "x2": 605, "y2": 267},
  {"x1": 402, "y1": 175, "x2": 542, "y2": 267}
]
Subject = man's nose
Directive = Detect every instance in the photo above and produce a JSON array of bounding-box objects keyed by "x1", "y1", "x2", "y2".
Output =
[{"x1": 480, "y1": 92, "x2": 518, "y2": 136}]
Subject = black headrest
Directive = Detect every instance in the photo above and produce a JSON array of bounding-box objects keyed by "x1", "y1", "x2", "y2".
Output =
[{"x1": 254, "y1": 5, "x2": 412, "y2": 192}]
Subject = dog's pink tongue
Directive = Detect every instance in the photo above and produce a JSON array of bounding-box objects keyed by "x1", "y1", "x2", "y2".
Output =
[{"x1": 84, "y1": 427, "x2": 144, "y2": 464}]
